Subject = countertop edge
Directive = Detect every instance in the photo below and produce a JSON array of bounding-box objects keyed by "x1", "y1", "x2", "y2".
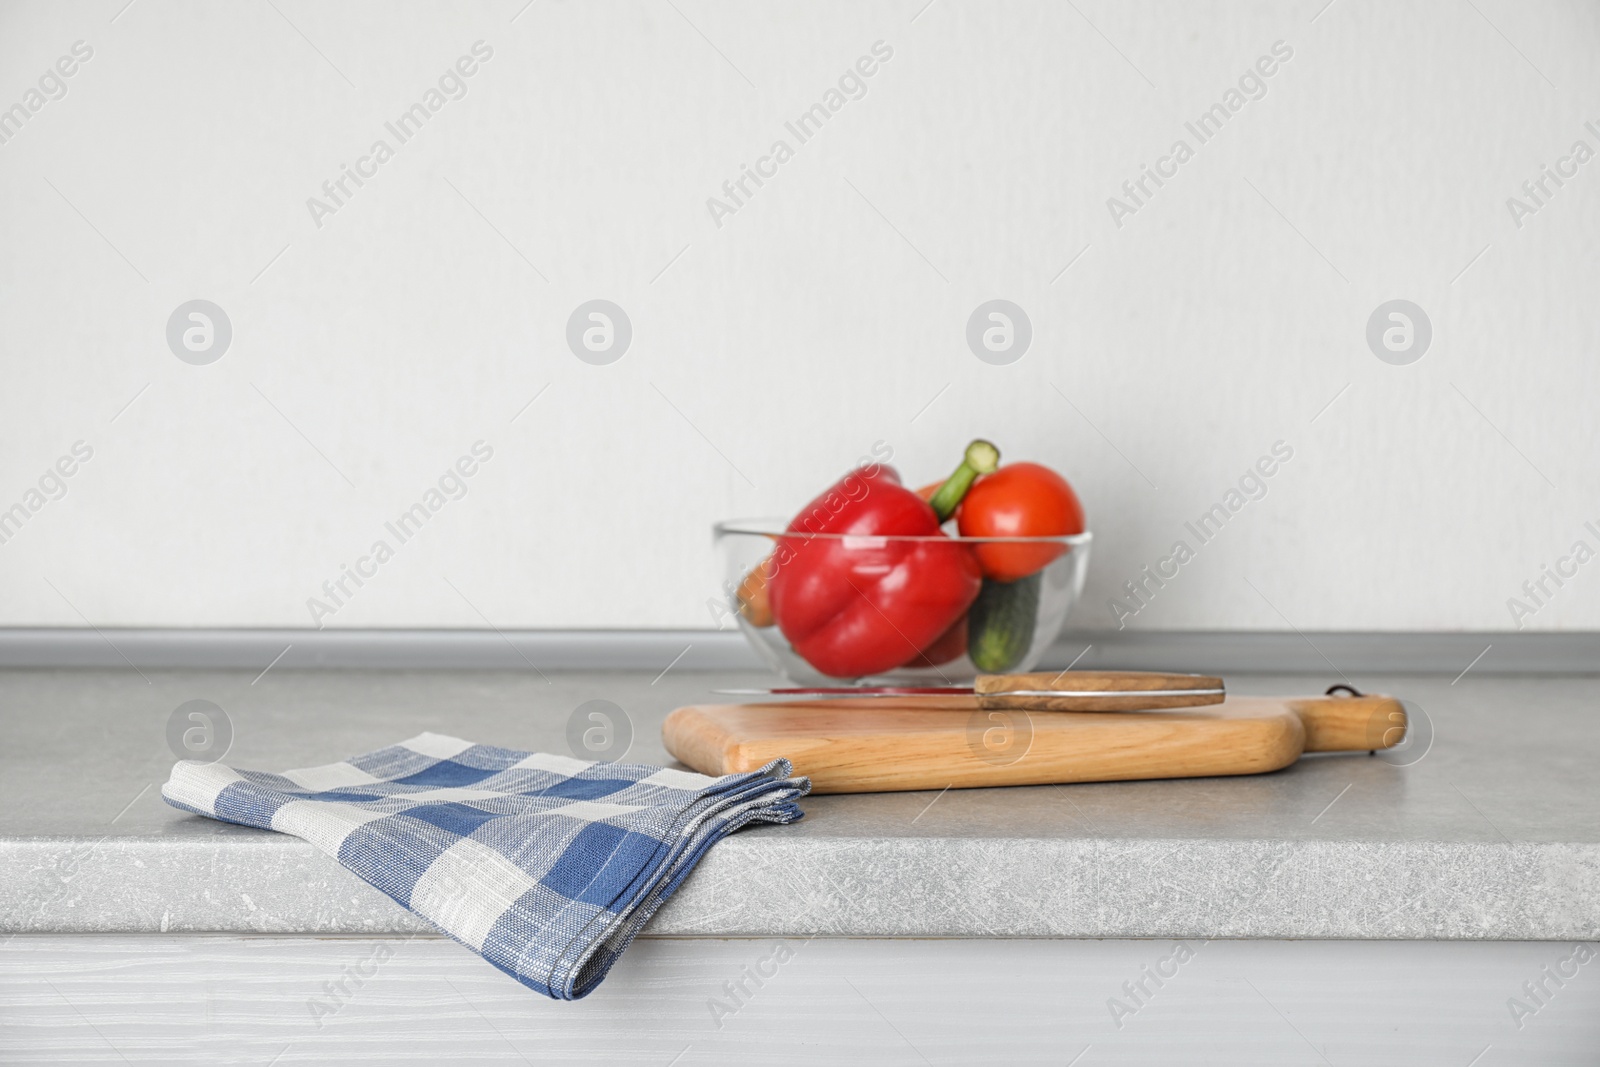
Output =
[{"x1": 6, "y1": 834, "x2": 1596, "y2": 941}]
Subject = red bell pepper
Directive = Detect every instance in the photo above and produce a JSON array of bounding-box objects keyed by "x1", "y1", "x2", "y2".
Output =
[
  {"x1": 907, "y1": 614, "x2": 968, "y2": 667},
  {"x1": 767, "y1": 464, "x2": 981, "y2": 678}
]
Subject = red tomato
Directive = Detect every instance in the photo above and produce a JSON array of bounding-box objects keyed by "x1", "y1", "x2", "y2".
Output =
[{"x1": 956, "y1": 462, "x2": 1084, "y2": 581}]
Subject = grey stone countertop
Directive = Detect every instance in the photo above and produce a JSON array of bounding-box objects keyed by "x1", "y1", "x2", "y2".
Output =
[{"x1": 2, "y1": 667, "x2": 1596, "y2": 940}]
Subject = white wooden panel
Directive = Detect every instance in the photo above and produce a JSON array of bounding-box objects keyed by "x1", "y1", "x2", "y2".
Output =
[{"x1": 2, "y1": 936, "x2": 1597, "y2": 1064}]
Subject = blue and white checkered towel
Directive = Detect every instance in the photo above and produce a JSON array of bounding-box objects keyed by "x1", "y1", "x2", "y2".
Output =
[{"x1": 162, "y1": 733, "x2": 809, "y2": 999}]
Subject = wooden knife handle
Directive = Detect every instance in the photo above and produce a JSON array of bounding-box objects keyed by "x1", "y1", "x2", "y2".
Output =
[{"x1": 975, "y1": 670, "x2": 1225, "y2": 711}]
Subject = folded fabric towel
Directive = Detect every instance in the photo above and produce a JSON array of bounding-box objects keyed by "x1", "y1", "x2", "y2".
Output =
[{"x1": 162, "y1": 733, "x2": 809, "y2": 999}]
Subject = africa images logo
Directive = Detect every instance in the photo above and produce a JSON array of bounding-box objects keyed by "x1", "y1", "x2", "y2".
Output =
[
  {"x1": 705, "y1": 40, "x2": 894, "y2": 229},
  {"x1": 1105, "y1": 40, "x2": 1294, "y2": 228},
  {"x1": 0, "y1": 40, "x2": 93, "y2": 148},
  {"x1": 304, "y1": 42, "x2": 494, "y2": 229}
]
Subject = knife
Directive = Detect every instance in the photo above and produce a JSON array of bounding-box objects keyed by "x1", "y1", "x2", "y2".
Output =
[{"x1": 713, "y1": 670, "x2": 1225, "y2": 711}]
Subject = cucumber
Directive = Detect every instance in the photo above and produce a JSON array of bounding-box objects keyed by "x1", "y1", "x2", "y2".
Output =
[{"x1": 966, "y1": 572, "x2": 1040, "y2": 672}]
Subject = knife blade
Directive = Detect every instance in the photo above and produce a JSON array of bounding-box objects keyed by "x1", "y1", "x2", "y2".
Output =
[{"x1": 713, "y1": 670, "x2": 1225, "y2": 711}]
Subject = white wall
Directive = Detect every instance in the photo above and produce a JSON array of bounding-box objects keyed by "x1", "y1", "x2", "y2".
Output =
[{"x1": 1, "y1": 0, "x2": 1597, "y2": 632}]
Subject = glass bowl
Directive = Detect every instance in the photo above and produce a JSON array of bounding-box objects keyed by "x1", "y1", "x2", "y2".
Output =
[{"x1": 714, "y1": 519, "x2": 1091, "y2": 685}]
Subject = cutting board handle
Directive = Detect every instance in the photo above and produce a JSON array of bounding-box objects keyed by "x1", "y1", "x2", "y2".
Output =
[{"x1": 1291, "y1": 694, "x2": 1407, "y2": 752}]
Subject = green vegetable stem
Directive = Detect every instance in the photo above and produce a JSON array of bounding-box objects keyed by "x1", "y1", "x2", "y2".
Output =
[{"x1": 928, "y1": 439, "x2": 1000, "y2": 522}]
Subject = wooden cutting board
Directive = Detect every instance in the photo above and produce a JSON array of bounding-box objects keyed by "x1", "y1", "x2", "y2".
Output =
[{"x1": 662, "y1": 693, "x2": 1407, "y2": 794}]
